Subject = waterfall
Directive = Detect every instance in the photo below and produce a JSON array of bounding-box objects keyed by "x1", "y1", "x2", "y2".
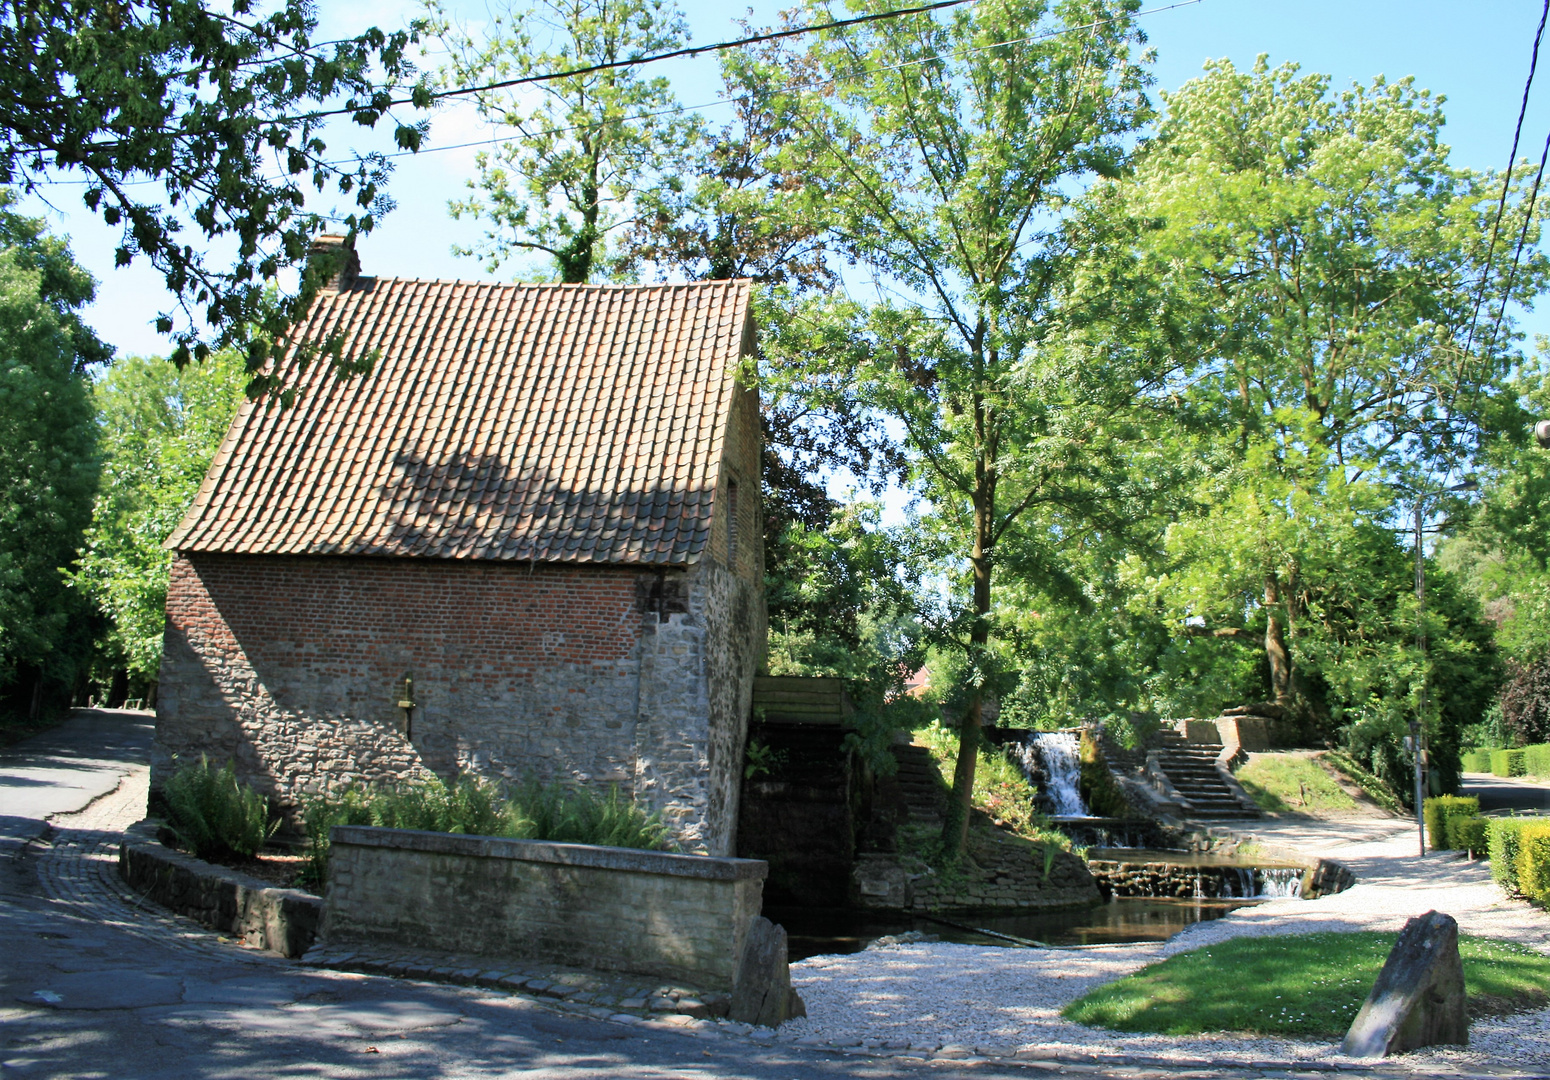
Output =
[
  {"x1": 1022, "y1": 731, "x2": 1089, "y2": 817},
  {"x1": 1256, "y1": 868, "x2": 1304, "y2": 899}
]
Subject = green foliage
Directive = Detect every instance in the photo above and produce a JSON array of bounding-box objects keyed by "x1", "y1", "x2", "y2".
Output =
[
  {"x1": 1499, "y1": 654, "x2": 1550, "y2": 746},
  {"x1": 1096, "y1": 56, "x2": 1523, "y2": 768},
  {"x1": 1077, "y1": 730, "x2": 1130, "y2": 818},
  {"x1": 160, "y1": 755, "x2": 279, "y2": 861},
  {"x1": 429, "y1": 0, "x2": 698, "y2": 283},
  {"x1": 744, "y1": 0, "x2": 1159, "y2": 858},
  {"x1": 1063, "y1": 933, "x2": 1550, "y2": 1035},
  {"x1": 74, "y1": 352, "x2": 247, "y2": 684},
  {"x1": 1, "y1": 2, "x2": 427, "y2": 379},
  {"x1": 1423, "y1": 795, "x2": 1480, "y2": 850},
  {"x1": 1518, "y1": 822, "x2": 1550, "y2": 905},
  {"x1": 300, "y1": 775, "x2": 673, "y2": 885},
  {"x1": 0, "y1": 194, "x2": 109, "y2": 717},
  {"x1": 1491, "y1": 749, "x2": 1527, "y2": 777},
  {"x1": 1487, "y1": 817, "x2": 1544, "y2": 896},
  {"x1": 914, "y1": 721, "x2": 1066, "y2": 846},
  {"x1": 1321, "y1": 749, "x2": 1408, "y2": 816},
  {"x1": 1234, "y1": 755, "x2": 1361, "y2": 815},
  {"x1": 1453, "y1": 816, "x2": 1489, "y2": 855},
  {"x1": 743, "y1": 739, "x2": 787, "y2": 780},
  {"x1": 1526, "y1": 744, "x2": 1550, "y2": 778},
  {"x1": 764, "y1": 502, "x2": 928, "y2": 773},
  {"x1": 1461, "y1": 749, "x2": 1495, "y2": 772}
]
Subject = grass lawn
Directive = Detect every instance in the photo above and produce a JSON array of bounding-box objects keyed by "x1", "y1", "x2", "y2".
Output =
[
  {"x1": 1235, "y1": 754, "x2": 1361, "y2": 815},
  {"x1": 1062, "y1": 932, "x2": 1550, "y2": 1036}
]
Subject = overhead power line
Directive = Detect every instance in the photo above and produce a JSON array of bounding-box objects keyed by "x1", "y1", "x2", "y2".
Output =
[
  {"x1": 303, "y1": 0, "x2": 983, "y2": 121},
  {"x1": 1463, "y1": 0, "x2": 1550, "y2": 357},
  {"x1": 370, "y1": 0, "x2": 1202, "y2": 163}
]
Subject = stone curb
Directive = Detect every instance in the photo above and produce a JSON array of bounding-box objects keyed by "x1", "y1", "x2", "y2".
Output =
[{"x1": 117, "y1": 820, "x2": 322, "y2": 958}]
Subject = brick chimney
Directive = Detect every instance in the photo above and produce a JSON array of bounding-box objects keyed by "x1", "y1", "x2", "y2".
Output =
[{"x1": 306, "y1": 233, "x2": 360, "y2": 293}]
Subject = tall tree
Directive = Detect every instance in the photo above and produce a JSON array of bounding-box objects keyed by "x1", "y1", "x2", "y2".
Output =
[
  {"x1": 1112, "y1": 58, "x2": 1547, "y2": 715},
  {"x1": 75, "y1": 351, "x2": 247, "y2": 695},
  {"x1": 3, "y1": 2, "x2": 428, "y2": 384},
  {"x1": 0, "y1": 193, "x2": 110, "y2": 719},
  {"x1": 738, "y1": 0, "x2": 1157, "y2": 856},
  {"x1": 430, "y1": 0, "x2": 700, "y2": 282}
]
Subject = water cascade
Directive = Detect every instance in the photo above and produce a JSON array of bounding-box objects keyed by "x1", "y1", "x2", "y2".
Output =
[
  {"x1": 1023, "y1": 732, "x2": 1088, "y2": 817},
  {"x1": 1256, "y1": 867, "x2": 1304, "y2": 899}
]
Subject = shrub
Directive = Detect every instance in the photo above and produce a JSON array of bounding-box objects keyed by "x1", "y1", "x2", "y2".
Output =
[
  {"x1": 505, "y1": 778, "x2": 675, "y2": 850},
  {"x1": 1453, "y1": 816, "x2": 1489, "y2": 855},
  {"x1": 1525, "y1": 743, "x2": 1550, "y2": 779},
  {"x1": 299, "y1": 774, "x2": 673, "y2": 887},
  {"x1": 1517, "y1": 822, "x2": 1550, "y2": 905},
  {"x1": 1460, "y1": 749, "x2": 1494, "y2": 772},
  {"x1": 1487, "y1": 817, "x2": 1545, "y2": 896},
  {"x1": 1424, "y1": 795, "x2": 1480, "y2": 850},
  {"x1": 160, "y1": 755, "x2": 278, "y2": 861},
  {"x1": 1491, "y1": 749, "x2": 1527, "y2": 777}
]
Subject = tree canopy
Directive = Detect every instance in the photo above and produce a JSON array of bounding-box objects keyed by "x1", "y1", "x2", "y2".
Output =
[{"x1": 3, "y1": 1, "x2": 428, "y2": 383}]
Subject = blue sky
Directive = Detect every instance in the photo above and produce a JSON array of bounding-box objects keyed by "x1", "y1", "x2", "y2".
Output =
[{"x1": 20, "y1": 0, "x2": 1550, "y2": 358}]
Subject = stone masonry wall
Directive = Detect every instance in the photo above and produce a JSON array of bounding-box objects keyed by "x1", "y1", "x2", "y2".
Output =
[
  {"x1": 323, "y1": 825, "x2": 767, "y2": 990},
  {"x1": 157, "y1": 554, "x2": 647, "y2": 811}
]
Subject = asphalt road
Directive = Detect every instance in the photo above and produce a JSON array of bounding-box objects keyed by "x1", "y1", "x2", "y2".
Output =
[
  {"x1": 0, "y1": 708, "x2": 152, "y2": 855},
  {"x1": 1459, "y1": 771, "x2": 1550, "y2": 814}
]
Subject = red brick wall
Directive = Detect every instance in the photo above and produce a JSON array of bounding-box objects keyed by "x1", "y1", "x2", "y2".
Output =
[{"x1": 156, "y1": 553, "x2": 648, "y2": 808}]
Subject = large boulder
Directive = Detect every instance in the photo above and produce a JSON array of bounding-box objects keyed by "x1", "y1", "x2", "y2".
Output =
[
  {"x1": 729, "y1": 916, "x2": 805, "y2": 1027},
  {"x1": 1341, "y1": 910, "x2": 1468, "y2": 1057}
]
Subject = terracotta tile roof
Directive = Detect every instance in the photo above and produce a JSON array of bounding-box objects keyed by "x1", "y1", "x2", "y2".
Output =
[{"x1": 168, "y1": 279, "x2": 754, "y2": 565}]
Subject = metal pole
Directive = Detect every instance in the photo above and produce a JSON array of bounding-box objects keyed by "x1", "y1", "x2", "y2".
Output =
[{"x1": 1414, "y1": 502, "x2": 1426, "y2": 857}]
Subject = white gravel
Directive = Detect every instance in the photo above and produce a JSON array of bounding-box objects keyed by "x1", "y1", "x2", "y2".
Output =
[{"x1": 779, "y1": 817, "x2": 1550, "y2": 1070}]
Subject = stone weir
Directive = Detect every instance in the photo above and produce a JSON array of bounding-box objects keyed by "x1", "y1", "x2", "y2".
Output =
[{"x1": 1086, "y1": 848, "x2": 1355, "y2": 901}]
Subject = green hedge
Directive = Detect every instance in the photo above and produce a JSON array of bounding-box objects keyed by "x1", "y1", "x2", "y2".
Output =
[
  {"x1": 1461, "y1": 749, "x2": 1494, "y2": 772},
  {"x1": 1488, "y1": 817, "x2": 1547, "y2": 896},
  {"x1": 1526, "y1": 744, "x2": 1550, "y2": 779},
  {"x1": 1454, "y1": 817, "x2": 1489, "y2": 853},
  {"x1": 1518, "y1": 822, "x2": 1550, "y2": 905},
  {"x1": 1491, "y1": 749, "x2": 1528, "y2": 777},
  {"x1": 1424, "y1": 795, "x2": 1480, "y2": 850}
]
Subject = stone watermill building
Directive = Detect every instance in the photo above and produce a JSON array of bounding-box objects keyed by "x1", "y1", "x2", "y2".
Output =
[{"x1": 154, "y1": 248, "x2": 765, "y2": 855}]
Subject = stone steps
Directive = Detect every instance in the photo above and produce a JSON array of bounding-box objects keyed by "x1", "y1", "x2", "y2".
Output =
[
  {"x1": 1153, "y1": 732, "x2": 1260, "y2": 820},
  {"x1": 891, "y1": 744, "x2": 946, "y2": 824}
]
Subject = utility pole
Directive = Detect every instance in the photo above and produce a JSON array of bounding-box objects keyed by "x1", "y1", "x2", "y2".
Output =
[{"x1": 1410, "y1": 479, "x2": 1477, "y2": 857}]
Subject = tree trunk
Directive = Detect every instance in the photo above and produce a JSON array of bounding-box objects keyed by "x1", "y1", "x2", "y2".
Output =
[
  {"x1": 942, "y1": 380, "x2": 995, "y2": 859},
  {"x1": 1264, "y1": 575, "x2": 1293, "y2": 706}
]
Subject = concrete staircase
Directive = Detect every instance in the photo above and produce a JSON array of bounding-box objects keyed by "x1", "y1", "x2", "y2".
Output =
[{"x1": 1152, "y1": 729, "x2": 1260, "y2": 820}]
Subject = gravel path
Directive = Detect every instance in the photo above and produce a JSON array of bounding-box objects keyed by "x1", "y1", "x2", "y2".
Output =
[{"x1": 780, "y1": 816, "x2": 1550, "y2": 1071}]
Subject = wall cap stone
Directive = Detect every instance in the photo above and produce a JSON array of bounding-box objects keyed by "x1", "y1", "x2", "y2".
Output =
[{"x1": 330, "y1": 825, "x2": 769, "y2": 881}]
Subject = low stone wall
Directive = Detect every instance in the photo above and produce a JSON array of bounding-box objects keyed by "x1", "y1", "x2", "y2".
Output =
[
  {"x1": 322, "y1": 826, "x2": 767, "y2": 992},
  {"x1": 117, "y1": 821, "x2": 321, "y2": 957}
]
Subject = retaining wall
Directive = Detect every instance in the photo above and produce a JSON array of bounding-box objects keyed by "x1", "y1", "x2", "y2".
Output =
[
  {"x1": 117, "y1": 821, "x2": 321, "y2": 957},
  {"x1": 322, "y1": 826, "x2": 767, "y2": 990}
]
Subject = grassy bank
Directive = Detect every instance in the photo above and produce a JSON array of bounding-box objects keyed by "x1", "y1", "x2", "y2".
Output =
[
  {"x1": 1063, "y1": 932, "x2": 1550, "y2": 1036},
  {"x1": 1234, "y1": 754, "x2": 1362, "y2": 815}
]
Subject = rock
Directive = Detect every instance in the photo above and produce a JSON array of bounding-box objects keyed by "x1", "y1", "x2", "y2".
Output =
[
  {"x1": 1340, "y1": 910, "x2": 1468, "y2": 1058},
  {"x1": 729, "y1": 917, "x2": 800, "y2": 1027}
]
